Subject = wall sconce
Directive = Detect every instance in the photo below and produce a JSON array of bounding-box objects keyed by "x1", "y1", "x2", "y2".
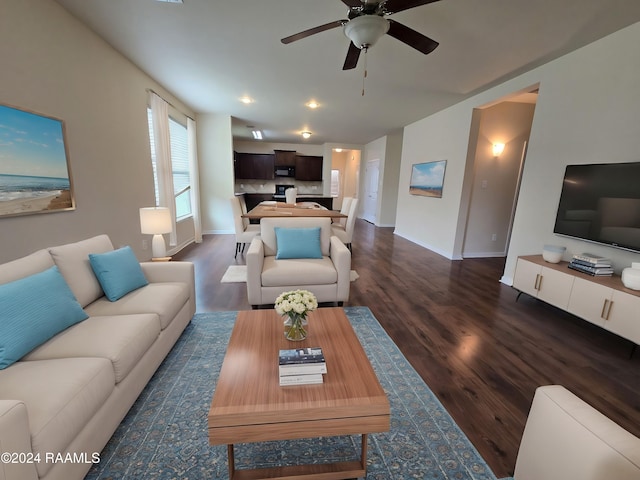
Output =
[
  {"x1": 140, "y1": 207, "x2": 172, "y2": 260},
  {"x1": 492, "y1": 143, "x2": 505, "y2": 157}
]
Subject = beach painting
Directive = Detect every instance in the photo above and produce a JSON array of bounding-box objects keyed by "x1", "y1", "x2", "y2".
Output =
[
  {"x1": 409, "y1": 160, "x2": 447, "y2": 198},
  {"x1": 0, "y1": 104, "x2": 75, "y2": 217}
]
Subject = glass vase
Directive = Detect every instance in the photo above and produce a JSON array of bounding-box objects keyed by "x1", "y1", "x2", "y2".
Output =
[{"x1": 284, "y1": 313, "x2": 308, "y2": 341}]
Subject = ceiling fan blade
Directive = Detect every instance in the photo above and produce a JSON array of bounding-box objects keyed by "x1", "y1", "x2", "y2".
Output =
[
  {"x1": 383, "y1": 0, "x2": 440, "y2": 15},
  {"x1": 341, "y1": 0, "x2": 363, "y2": 7},
  {"x1": 281, "y1": 20, "x2": 346, "y2": 44},
  {"x1": 386, "y1": 19, "x2": 438, "y2": 54},
  {"x1": 342, "y1": 42, "x2": 362, "y2": 70}
]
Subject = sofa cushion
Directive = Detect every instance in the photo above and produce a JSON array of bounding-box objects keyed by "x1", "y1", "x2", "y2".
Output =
[
  {"x1": 0, "y1": 358, "x2": 115, "y2": 478},
  {"x1": 275, "y1": 227, "x2": 323, "y2": 259},
  {"x1": 49, "y1": 234, "x2": 114, "y2": 307},
  {"x1": 0, "y1": 266, "x2": 88, "y2": 369},
  {"x1": 89, "y1": 246, "x2": 148, "y2": 301},
  {"x1": 0, "y1": 249, "x2": 54, "y2": 285},
  {"x1": 84, "y1": 282, "x2": 190, "y2": 330},
  {"x1": 23, "y1": 314, "x2": 161, "y2": 383},
  {"x1": 261, "y1": 256, "x2": 338, "y2": 287}
]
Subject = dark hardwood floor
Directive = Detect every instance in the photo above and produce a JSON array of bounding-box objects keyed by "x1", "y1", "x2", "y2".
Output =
[{"x1": 174, "y1": 219, "x2": 640, "y2": 478}]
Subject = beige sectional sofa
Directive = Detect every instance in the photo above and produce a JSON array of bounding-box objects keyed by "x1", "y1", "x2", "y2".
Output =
[{"x1": 0, "y1": 235, "x2": 195, "y2": 480}]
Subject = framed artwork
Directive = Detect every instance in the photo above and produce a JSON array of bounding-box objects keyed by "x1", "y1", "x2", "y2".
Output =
[
  {"x1": 409, "y1": 160, "x2": 447, "y2": 198},
  {"x1": 0, "y1": 104, "x2": 75, "y2": 217}
]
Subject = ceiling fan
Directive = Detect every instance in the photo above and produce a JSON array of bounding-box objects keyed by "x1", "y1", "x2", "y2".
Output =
[{"x1": 281, "y1": 0, "x2": 441, "y2": 70}]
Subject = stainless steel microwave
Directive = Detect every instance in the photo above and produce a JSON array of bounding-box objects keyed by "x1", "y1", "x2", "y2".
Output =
[{"x1": 275, "y1": 166, "x2": 295, "y2": 177}]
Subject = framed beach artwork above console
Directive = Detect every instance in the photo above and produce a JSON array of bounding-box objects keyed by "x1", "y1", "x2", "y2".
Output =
[
  {"x1": 0, "y1": 104, "x2": 75, "y2": 218},
  {"x1": 409, "y1": 160, "x2": 447, "y2": 198}
]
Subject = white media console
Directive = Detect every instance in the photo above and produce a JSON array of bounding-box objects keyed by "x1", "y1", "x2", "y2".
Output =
[{"x1": 513, "y1": 255, "x2": 640, "y2": 348}]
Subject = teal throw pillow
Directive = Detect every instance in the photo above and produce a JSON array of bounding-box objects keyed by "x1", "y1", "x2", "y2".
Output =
[
  {"x1": 0, "y1": 266, "x2": 88, "y2": 369},
  {"x1": 89, "y1": 246, "x2": 148, "y2": 301},
  {"x1": 274, "y1": 227, "x2": 322, "y2": 259}
]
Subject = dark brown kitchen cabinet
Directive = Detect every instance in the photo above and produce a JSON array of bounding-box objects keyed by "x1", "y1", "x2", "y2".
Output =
[
  {"x1": 274, "y1": 150, "x2": 296, "y2": 167},
  {"x1": 234, "y1": 152, "x2": 275, "y2": 180},
  {"x1": 295, "y1": 155, "x2": 323, "y2": 181}
]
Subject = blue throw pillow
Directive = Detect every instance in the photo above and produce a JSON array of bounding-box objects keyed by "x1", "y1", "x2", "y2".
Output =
[
  {"x1": 89, "y1": 246, "x2": 148, "y2": 301},
  {"x1": 274, "y1": 227, "x2": 322, "y2": 259},
  {"x1": 0, "y1": 266, "x2": 88, "y2": 369}
]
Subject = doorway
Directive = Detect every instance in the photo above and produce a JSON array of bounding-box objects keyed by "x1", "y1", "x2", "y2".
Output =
[
  {"x1": 460, "y1": 88, "x2": 538, "y2": 258},
  {"x1": 362, "y1": 159, "x2": 380, "y2": 224}
]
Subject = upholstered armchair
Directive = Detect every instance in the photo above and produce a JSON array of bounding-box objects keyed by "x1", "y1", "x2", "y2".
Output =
[{"x1": 246, "y1": 217, "x2": 351, "y2": 307}]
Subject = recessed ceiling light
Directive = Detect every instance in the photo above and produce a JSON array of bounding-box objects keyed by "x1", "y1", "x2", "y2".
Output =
[
  {"x1": 239, "y1": 96, "x2": 254, "y2": 104},
  {"x1": 334, "y1": 148, "x2": 343, "y2": 153},
  {"x1": 306, "y1": 100, "x2": 320, "y2": 109},
  {"x1": 301, "y1": 131, "x2": 312, "y2": 139}
]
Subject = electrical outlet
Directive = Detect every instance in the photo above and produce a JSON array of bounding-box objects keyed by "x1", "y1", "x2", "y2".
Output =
[{"x1": 142, "y1": 239, "x2": 149, "y2": 250}]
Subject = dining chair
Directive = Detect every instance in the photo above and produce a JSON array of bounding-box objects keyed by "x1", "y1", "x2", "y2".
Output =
[
  {"x1": 331, "y1": 197, "x2": 359, "y2": 252},
  {"x1": 230, "y1": 196, "x2": 260, "y2": 258},
  {"x1": 332, "y1": 196, "x2": 352, "y2": 227}
]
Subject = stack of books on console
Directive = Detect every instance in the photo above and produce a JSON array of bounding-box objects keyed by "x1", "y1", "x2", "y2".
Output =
[
  {"x1": 568, "y1": 253, "x2": 614, "y2": 276},
  {"x1": 278, "y1": 347, "x2": 326, "y2": 386}
]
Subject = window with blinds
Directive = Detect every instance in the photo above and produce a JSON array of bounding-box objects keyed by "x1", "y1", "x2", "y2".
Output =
[{"x1": 147, "y1": 109, "x2": 192, "y2": 219}]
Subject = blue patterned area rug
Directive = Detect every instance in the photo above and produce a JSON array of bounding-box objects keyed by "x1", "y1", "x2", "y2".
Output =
[{"x1": 86, "y1": 307, "x2": 498, "y2": 480}]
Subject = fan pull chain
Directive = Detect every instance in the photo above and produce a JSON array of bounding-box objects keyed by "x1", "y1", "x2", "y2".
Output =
[{"x1": 362, "y1": 47, "x2": 368, "y2": 96}]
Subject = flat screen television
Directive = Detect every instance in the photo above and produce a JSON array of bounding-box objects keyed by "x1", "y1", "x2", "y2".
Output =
[{"x1": 553, "y1": 162, "x2": 640, "y2": 253}]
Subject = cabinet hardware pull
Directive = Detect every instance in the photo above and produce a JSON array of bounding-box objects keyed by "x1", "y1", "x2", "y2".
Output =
[
  {"x1": 600, "y1": 299, "x2": 608, "y2": 319},
  {"x1": 605, "y1": 300, "x2": 614, "y2": 321},
  {"x1": 534, "y1": 274, "x2": 542, "y2": 291}
]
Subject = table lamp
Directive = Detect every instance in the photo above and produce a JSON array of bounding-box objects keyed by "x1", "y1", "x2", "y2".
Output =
[{"x1": 139, "y1": 207, "x2": 172, "y2": 260}]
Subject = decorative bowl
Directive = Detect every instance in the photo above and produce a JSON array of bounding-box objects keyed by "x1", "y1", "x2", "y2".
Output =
[
  {"x1": 542, "y1": 245, "x2": 566, "y2": 263},
  {"x1": 621, "y1": 263, "x2": 640, "y2": 290}
]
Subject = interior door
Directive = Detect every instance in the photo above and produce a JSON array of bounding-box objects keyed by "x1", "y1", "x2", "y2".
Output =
[{"x1": 362, "y1": 159, "x2": 379, "y2": 224}]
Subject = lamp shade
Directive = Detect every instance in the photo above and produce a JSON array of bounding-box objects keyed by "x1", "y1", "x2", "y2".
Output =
[{"x1": 139, "y1": 207, "x2": 172, "y2": 234}]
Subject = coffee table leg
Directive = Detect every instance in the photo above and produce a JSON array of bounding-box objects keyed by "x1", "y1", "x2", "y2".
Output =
[
  {"x1": 227, "y1": 444, "x2": 235, "y2": 479},
  {"x1": 361, "y1": 434, "x2": 368, "y2": 472}
]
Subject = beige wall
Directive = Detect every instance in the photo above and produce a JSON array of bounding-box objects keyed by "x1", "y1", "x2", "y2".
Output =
[
  {"x1": 395, "y1": 22, "x2": 640, "y2": 280},
  {"x1": 0, "y1": 0, "x2": 195, "y2": 263}
]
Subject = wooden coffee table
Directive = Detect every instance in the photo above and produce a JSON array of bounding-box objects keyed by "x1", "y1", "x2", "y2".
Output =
[{"x1": 208, "y1": 307, "x2": 390, "y2": 479}]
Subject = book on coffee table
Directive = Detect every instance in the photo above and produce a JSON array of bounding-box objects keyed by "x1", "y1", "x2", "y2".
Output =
[
  {"x1": 279, "y1": 347, "x2": 326, "y2": 385},
  {"x1": 279, "y1": 362, "x2": 327, "y2": 376},
  {"x1": 279, "y1": 372, "x2": 324, "y2": 386},
  {"x1": 278, "y1": 347, "x2": 325, "y2": 365}
]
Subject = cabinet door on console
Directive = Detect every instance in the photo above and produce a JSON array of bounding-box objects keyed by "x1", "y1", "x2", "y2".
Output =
[
  {"x1": 606, "y1": 290, "x2": 640, "y2": 344},
  {"x1": 513, "y1": 258, "x2": 574, "y2": 310},
  {"x1": 513, "y1": 258, "x2": 543, "y2": 298},
  {"x1": 567, "y1": 277, "x2": 610, "y2": 327}
]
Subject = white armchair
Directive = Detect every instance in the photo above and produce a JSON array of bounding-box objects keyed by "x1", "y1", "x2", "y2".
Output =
[{"x1": 246, "y1": 217, "x2": 351, "y2": 307}]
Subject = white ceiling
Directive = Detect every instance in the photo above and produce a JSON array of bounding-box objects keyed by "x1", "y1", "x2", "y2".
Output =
[{"x1": 54, "y1": 0, "x2": 640, "y2": 145}]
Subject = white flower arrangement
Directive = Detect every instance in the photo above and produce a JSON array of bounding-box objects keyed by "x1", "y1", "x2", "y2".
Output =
[{"x1": 275, "y1": 289, "x2": 318, "y2": 318}]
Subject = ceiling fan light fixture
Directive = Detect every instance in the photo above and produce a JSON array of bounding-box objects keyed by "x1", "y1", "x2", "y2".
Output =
[
  {"x1": 343, "y1": 15, "x2": 390, "y2": 49},
  {"x1": 301, "y1": 131, "x2": 312, "y2": 139}
]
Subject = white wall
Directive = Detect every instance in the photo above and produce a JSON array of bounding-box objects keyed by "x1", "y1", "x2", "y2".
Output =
[
  {"x1": 198, "y1": 113, "x2": 234, "y2": 234},
  {"x1": 396, "y1": 22, "x2": 640, "y2": 279},
  {"x1": 378, "y1": 130, "x2": 403, "y2": 228},
  {"x1": 0, "y1": 0, "x2": 196, "y2": 263}
]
